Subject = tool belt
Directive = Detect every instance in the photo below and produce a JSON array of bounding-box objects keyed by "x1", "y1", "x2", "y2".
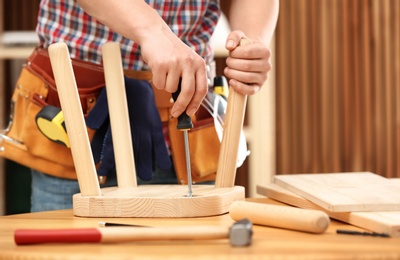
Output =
[{"x1": 0, "y1": 47, "x2": 218, "y2": 183}]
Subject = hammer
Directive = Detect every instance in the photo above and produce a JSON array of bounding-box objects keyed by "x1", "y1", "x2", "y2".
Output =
[{"x1": 14, "y1": 219, "x2": 252, "y2": 247}]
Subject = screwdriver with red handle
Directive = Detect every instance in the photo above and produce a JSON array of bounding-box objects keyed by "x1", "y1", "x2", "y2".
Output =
[{"x1": 172, "y1": 82, "x2": 194, "y2": 197}]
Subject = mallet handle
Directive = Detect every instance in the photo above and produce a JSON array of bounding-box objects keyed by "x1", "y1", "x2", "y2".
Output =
[
  {"x1": 100, "y1": 226, "x2": 228, "y2": 242},
  {"x1": 48, "y1": 42, "x2": 101, "y2": 196},
  {"x1": 230, "y1": 201, "x2": 330, "y2": 234},
  {"x1": 15, "y1": 226, "x2": 228, "y2": 245}
]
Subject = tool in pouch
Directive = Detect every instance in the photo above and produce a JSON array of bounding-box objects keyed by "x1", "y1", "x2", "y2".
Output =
[
  {"x1": 213, "y1": 76, "x2": 229, "y2": 100},
  {"x1": 172, "y1": 82, "x2": 194, "y2": 197},
  {"x1": 35, "y1": 106, "x2": 70, "y2": 148}
]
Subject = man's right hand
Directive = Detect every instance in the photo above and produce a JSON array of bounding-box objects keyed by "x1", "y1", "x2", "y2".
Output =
[
  {"x1": 140, "y1": 29, "x2": 208, "y2": 118},
  {"x1": 77, "y1": 0, "x2": 208, "y2": 118}
]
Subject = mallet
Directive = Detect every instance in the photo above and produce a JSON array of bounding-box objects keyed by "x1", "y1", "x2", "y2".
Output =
[{"x1": 14, "y1": 219, "x2": 252, "y2": 247}]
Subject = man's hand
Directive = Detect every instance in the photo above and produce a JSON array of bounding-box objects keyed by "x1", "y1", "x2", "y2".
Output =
[
  {"x1": 140, "y1": 30, "x2": 208, "y2": 118},
  {"x1": 77, "y1": 0, "x2": 208, "y2": 118},
  {"x1": 223, "y1": 30, "x2": 272, "y2": 95}
]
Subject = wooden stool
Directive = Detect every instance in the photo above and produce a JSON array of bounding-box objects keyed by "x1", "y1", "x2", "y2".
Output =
[{"x1": 48, "y1": 42, "x2": 247, "y2": 218}]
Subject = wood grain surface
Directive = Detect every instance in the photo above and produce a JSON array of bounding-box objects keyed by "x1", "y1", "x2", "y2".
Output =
[
  {"x1": 273, "y1": 172, "x2": 400, "y2": 212},
  {"x1": 257, "y1": 182, "x2": 400, "y2": 237},
  {"x1": 1, "y1": 198, "x2": 400, "y2": 260},
  {"x1": 73, "y1": 185, "x2": 244, "y2": 218}
]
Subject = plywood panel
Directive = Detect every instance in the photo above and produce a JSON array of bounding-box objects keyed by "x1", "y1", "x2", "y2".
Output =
[
  {"x1": 274, "y1": 172, "x2": 400, "y2": 212},
  {"x1": 257, "y1": 182, "x2": 400, "y2": 237}
]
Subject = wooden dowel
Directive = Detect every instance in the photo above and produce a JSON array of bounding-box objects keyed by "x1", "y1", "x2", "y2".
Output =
[
  {"x1": 100, "y1": 226, "x2": 228, "y2": 242},
  {"x1": 229, "y1": 201, "x2": 330, "y2": 234},
  {"x1": 48, "y1": 42, "x2": 101, "y2": 196},
  {"x1": 215, "y1": 39, "x2": 251, "y2": 188},
  {"x1": 101, "y1": 42, "x2": 137, "y2": 187}
]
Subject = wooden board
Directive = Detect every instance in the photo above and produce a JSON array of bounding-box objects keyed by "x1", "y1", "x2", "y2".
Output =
[
  {"x1": 257, "y1": 182, "x2": 400, "y2": 237},
  {"x1": 273, "y1": 172, "x2": 400, "y2": 212},
  {"x1": 73, "y1": 185, "x2": 245, "y2": 218}
]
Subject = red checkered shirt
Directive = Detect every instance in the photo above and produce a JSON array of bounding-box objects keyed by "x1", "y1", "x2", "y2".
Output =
[{"x1": 37, "y1": 0, "x2": 221, "y2": 70}]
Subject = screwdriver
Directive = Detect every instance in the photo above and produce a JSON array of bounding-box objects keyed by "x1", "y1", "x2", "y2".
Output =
[{"x1": 172, "y1": 82, "x2": 194, "y2": 197}]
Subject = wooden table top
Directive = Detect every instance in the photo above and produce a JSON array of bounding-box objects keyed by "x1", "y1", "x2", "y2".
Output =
[{"x1": 1, "y1": 198, "x2": 399, "y2": 260}]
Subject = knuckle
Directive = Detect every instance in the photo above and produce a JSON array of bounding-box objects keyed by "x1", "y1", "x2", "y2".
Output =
[
  {"x1": 242, "y1": 73, "x2": 253, "y2": 83},
  {"x1": 151, "y1": 79, "x2": 163, "y2": 90},
  {"x1": 266, "y1": 62, "x2": 272, "y2": 72},
  {"x1": 183, "y1": 55, "x2": 193, "y2": 64},
  {"x1": 198, "y1": 86, "x2": 208, "y2": 98},
  {"x1": 262, "y1": 47, "x2": 271, "y2": 57},
  {"x1": 263, "y1": 57, "x2": 272, "y2": 69},
  {"x1": 179, "y1": 87, "x2": 195, "y2": 102}
]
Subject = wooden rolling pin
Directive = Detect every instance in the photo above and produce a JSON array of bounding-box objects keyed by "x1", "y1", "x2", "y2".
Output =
[{"x1": 229, "y1": 201, "x2": 330, "y2": 234}]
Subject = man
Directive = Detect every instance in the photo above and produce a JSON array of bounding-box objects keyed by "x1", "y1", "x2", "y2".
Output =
[{"x1": 31, "y1": 0, "x2": 279, "y2": 211}]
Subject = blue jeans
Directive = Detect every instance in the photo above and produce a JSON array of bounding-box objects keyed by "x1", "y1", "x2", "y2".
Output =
[{"x1": 31, "y1": 166, "x2": 178, "y2": 212}]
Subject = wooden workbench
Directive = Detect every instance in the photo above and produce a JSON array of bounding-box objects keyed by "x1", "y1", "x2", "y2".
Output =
[{"x1": 1, "y1": 198, "x2": 399, "y2": 259}]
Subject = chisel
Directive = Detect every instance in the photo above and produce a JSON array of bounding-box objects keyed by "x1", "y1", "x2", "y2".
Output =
[{"x1": 172, "y1": 83, "x2": 194, "y2": 197}]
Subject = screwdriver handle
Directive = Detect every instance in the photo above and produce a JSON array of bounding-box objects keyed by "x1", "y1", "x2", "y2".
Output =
[{"x1": 172, "y1": 82, "x2": 193, "y2": 130}]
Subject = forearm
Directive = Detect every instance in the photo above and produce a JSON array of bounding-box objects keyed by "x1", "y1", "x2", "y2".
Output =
[
  {"x1": 222, "y1": 0, "x2": 279, "y2": 45},
  {"x1": 76, "y1": 0, "x2": 172, "y2": 45},
  {"x1": 219, "y1": 0, "x2": 279, "y2": 95},
  {"x1": 76, "y1": 0, "x2": 208, "y2": 118}
]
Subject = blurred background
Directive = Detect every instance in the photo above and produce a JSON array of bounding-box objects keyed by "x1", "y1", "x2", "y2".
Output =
[
  {"x1": 0, "y1": 0, "x2": 399, "y2": 214},
  {"x1": 275, "y1": 0, "x2": 399, "y2": 179}
]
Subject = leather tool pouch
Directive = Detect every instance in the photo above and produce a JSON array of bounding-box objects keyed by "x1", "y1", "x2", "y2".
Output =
[
  {"x1": 134, "y1": 81, "x2": 219, "y2": 184},
  {"x1": 0, "y1": 47, "x2": 219, "y2": 183},
  {"x1": 0, "y1": 47, "x2": 104, "y2": 179}
]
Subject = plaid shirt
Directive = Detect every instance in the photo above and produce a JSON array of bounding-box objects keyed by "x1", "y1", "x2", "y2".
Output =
[{"x1": 37, "y1": 0, "x2": 220, "y2": 70}]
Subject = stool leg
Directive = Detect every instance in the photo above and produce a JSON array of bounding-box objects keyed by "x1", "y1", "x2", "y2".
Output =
[
  {"x1": 215, "y1": 39, "x2": 251, "y2": 188},
  {"x1": 49, "y1": 42, "x2": 101, "y2": 196},
  {"x1": 102, "y1": 42, "x2": 137, "y2": 187}
]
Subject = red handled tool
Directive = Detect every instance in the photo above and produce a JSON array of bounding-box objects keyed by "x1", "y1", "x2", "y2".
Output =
[{"x1": 14, "y1": 220, "x2": 253, "y2": 247}]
